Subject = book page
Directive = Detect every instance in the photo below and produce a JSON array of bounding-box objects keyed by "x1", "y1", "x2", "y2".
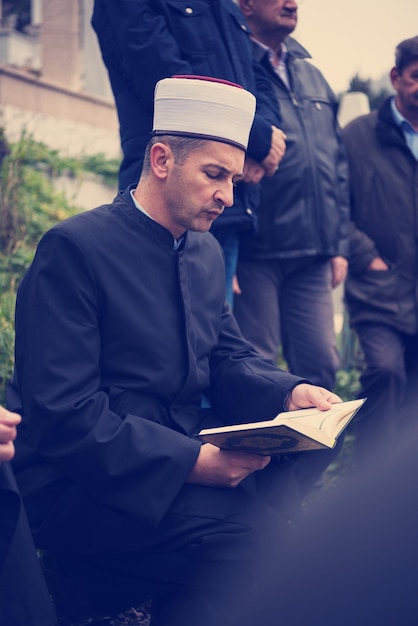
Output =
[
  {"x1": 198, "y1": 399, "x2": 366, "y2": 451},
  {"x1": 282, "y1": 399, "x2": 365, "y2": 442}
]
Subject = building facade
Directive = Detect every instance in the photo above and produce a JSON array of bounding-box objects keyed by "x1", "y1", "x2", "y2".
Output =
[{"x1": 0, "y1": 0, "x2": 120, "y2": 160}]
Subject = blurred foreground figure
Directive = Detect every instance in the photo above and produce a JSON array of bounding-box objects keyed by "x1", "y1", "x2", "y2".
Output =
[{"x1": 237, "y1": 417, "x2": 418, "y2": 626}]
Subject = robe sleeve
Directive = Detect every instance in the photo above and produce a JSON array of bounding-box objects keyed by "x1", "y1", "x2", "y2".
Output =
[{"x1": 209, "y1": 304, "x2": 305, "y2": 423}]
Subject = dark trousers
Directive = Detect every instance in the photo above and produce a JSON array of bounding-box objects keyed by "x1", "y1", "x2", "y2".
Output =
[
  {"x1": 234, "y1": 257, "x2": 339, "y2": 390},
  {"x1": 32, "y1": 453, "x2": 337, "y2": 626},
  {"x1": 354, "y1": 322, "x2": 418, "y2": 468}
]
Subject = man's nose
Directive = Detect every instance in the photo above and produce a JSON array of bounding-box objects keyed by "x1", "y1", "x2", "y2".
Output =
[{"x1": 215, "y1": 182, "x2": 234, "y2": 209}]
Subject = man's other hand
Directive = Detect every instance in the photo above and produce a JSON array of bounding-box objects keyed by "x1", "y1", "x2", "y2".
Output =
[
  {"x1": 187, "y1": 443, "x2": 271, "y2": 488},
  {"x1": 242, "y1": 157, "x2": 266, "y2": 183},
  {"x1": 368, "y1": 256, "x2": 389, "y2": 271},
  {"x1": 261, "y1": 126, "x2": 286, "y2": 176},
  {"x1": 285, "y1": 383, "x2": 342, "y2": 412},
  {"x1": 0, "y1": 407, "x2": 21, "y2": 463},
  {"x1": 330, "y1": 255, "x2": 348, "y2": 288}
]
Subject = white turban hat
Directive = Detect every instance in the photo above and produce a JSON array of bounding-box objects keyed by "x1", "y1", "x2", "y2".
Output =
[{"x1": 152, "y1": 75, "x2": 256, "y2": 151}]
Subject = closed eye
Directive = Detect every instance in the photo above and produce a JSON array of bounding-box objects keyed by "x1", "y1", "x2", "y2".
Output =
[{"x1": 204, "y1": 168, "x2": 242, "y2": 186}]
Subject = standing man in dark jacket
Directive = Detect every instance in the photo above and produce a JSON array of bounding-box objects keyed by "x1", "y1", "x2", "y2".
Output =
[
  {"x1": 342, "y1": 36, "x2": 418, "y2": 467},
  {"x1": 8, "y1": 76, "x2": 341, "y2": 626},
  {"x1": 235, "y1": 0, "x2": 349, "y2": 391},
  {"x1": 91, "y1": 0, "x2": 286, "y2": 305}
]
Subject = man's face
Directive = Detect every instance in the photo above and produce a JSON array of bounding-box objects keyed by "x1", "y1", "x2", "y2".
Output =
[
  {"x1": 391, "y1": 60, "x2": 418, "y2": 120},
  {"x1": 162, "y1": 141, "x2": 244, "y2": 238},
  {"x1": 242, "y1": 0, "x2": 298, "y2": 39}
]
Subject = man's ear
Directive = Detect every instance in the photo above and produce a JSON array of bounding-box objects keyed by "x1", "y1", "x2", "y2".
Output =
[
  {"x1": 239, "y1": 0, "x2": 254, "y2": 18},
  {"x1": 390, "y1": 66, "x2": 400, "y2": 90},
  {"x1": 150, "y1": 142, "x2": 173, "y2": 179}
]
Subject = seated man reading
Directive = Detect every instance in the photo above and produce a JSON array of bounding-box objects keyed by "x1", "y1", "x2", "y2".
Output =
[{"x1": 8, "y1": 76, "x2": 341, "y2": 626}]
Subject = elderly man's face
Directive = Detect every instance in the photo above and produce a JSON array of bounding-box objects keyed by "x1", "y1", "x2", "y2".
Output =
[
  {"x1": 391, "y1": 60, "x2": 418, "y2": 120},
  {"x1": 240, "y1": 0, "x2": 298, "y2": 37},
  {"x1": 162, "y1": 140, "x2": 245, "y2": 238}
]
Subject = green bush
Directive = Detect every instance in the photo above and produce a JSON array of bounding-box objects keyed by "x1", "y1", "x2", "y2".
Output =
[
  {"x1": 0, "y1": 290, "x2": 15, "y2": 404},
  {"x1": 0, "y1": 131, "x2": 116, "y2": 404}
]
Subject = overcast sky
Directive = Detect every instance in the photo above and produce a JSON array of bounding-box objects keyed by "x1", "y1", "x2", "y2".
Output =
[{"x1": 293, "y1": 0, "x2": 418, "y2": 93}]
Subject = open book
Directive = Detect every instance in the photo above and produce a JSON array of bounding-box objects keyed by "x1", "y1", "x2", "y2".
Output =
[{"x1": 198, "y1": 398, "x2": 366, "y2": 455}]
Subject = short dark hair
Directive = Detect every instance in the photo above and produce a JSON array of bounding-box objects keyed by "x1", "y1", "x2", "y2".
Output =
[
  {"x1": 395, "y1": 36, "x2": 418, "y2": 74},
  {"x1": 142, "y1": 135, "x2": 208, "y2": 175}
]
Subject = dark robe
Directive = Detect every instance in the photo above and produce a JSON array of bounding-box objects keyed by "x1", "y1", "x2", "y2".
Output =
[
  {"x1": 7, "y1": 188, "x2": 341, "y2": 624},
  {"x1": 10, "y1": 187, "x2": 304, "y2": 539}
]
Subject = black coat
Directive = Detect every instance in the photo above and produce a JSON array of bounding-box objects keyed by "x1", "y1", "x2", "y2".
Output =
[
  {"x1": 343, "y1": 97, "x2": 418, "y2": 334},
  {"x1": 10, "y1": 188, "x2": 303, "y2": 532},
  {"x1": 239, "y1": 37, "x2": 350, "y2": 260}
]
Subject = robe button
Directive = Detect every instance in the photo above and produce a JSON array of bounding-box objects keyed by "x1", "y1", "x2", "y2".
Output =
[{"x1": 185, "y1": 7, "x2": 193, "y2": 14}]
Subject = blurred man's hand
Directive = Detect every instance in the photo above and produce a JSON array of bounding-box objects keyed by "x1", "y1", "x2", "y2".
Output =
[
  {"x1": 261, "y1": 126, "x2": 286, "y2": 176},
  {"x1": 0, "y1": 407, "x2": 21, "y2": 463}
]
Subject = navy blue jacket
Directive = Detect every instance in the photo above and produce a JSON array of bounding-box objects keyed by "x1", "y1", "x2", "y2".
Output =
[
  {"x1": 91, "y1": 0, "x2": 282, "y2": 233},
  {"x1": 343, "y1": 97, "x2": 418, "y2": 335}
]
